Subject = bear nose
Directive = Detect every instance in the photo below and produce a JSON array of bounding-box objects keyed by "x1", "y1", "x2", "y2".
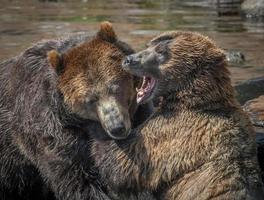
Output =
[
  {"x1": 122, "y1": 55, "x2": 133, "y2": 66},
  {"x1": 109, "y1": 124, "x2": 128, "y2": 139},
  {"x1": 122, "y1": 55, "x2": 140, "y2": 67}
]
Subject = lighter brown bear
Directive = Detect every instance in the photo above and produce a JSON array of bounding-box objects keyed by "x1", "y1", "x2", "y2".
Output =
[{"x1": 92, "y1": 31, "x2": 264, "y2": 199}]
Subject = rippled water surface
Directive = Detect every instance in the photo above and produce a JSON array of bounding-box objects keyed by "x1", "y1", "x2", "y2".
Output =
[{"x1": 1, "y1": 0, "x2": 264, "y2": 84}]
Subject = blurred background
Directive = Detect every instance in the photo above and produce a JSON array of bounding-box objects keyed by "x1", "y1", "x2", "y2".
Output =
[{"x1": 0, "y1": 0, "x2": 263, "y2": 85}]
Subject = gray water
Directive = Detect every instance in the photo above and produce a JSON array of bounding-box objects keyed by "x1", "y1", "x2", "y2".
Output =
[{"x1": 0, "y1": 0, "x2": 264, "y2": 84}]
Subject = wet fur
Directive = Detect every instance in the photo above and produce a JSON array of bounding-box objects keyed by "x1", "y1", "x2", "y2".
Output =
[
  {"x1": 0, "y1": 33, "x2": 111, "y2": 200},
  {"x1": 92, "y1": 32, "x2": 264, "y2": 199},
  {"x1": 0, "y1": 23, "x2": 153, "y2": 200}
]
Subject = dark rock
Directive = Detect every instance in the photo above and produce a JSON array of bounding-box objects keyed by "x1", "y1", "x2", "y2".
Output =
[
  {"x1": 237, "y1": 77, "x2": 264, "y2": 181},
  {"x1": 243, "y1": 95, "x2": 264, "y2": 181},
  {"x1": 235, "y1": 76, "x2": 264, "y2": 105},
  {"x1": 256, "y1": 128, "x2": 264, "y2": 182},
  {"x1": 256, "y1": 127, "x2": 264, "y2": 142},
  {"x1": 242, "y1": 95, "x2": 264, "y2": 182}
]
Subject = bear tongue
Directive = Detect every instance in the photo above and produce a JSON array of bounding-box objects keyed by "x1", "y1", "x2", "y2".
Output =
[
  {"x1": 137, "y1": 90, "x2": 147, "y2": 104},
  {"x1": 136, "y1": 76, "x2": 155, "y2": 104}
]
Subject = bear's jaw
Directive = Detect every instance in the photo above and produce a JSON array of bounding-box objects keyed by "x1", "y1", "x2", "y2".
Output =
[{"x1": 136, "y1": 76, "x2": 157, "y2": 104}]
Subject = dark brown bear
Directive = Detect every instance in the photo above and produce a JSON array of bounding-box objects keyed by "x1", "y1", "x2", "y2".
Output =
[
  {"x1": 0, "y1": 22, "x2": 151, "y2": 200},
  {"x1": 92, "y1": 31, "x2": 264, "y2": 199}
]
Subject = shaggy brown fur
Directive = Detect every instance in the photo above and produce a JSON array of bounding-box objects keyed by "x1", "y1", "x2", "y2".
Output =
[
  {"x1": 49, "y1": 22, "x2": 138, "y2": 140},
  {"x1": 0, "y1": 22, "x2": 154, "y2": 200},
  {"x1": 92, "y1": 31, "x2": 264, "y2": 199}
]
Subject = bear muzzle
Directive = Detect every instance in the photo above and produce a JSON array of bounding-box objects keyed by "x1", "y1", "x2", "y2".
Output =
[{"x1": 97, "y1": 100, "x2": 131, "y2": 140}]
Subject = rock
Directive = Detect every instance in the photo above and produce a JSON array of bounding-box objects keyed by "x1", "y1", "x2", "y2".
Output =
[
  {"x1": 256, "y1": 127, "x2": 264, "y2": 182},
  {"x1": 235, "y1": 76, "x2": 264, "y2": 105},
  {"x1": 243, "y1": 95, "x2": 264, "y2": 182},
  {"x1": 256, "y1": 127, "x2": 264, "y2": 141},
  {"x1": 242, "y1": 0, "x2": 264, "y2": 20},
  {"x1": 243, "y1": 95, "x2": 264, "y2": 127},
  {"x1": 225, "y1": 50, "x2": 245, "y2": 64}
]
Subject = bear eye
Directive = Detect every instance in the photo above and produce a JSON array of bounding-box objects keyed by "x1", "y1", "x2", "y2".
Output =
[
  {"x1": 155, "y1": 44, "x2": 167, "y2": 54},
  {"x1": 108, "y1": 84, "x2": 120, "y2": 94},
  {"x1": 85, "y1": 97, "x2": 97, "y2": 105},
  {"x1": 155, "y1": 40, "x2": 171, "y2": 54}
]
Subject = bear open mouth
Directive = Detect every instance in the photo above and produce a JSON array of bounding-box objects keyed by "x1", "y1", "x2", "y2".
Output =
[{"x1": 136, "y1": 76, "x2": 157, "y2": 104}]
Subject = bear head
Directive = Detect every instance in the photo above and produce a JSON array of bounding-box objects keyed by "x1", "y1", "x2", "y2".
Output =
[
  {"x1": 47, "y1": 22, "x2": 137, "y2": 140},
  {"x1": 122, "y1": 31, "x2": 234, "y2": 109}
]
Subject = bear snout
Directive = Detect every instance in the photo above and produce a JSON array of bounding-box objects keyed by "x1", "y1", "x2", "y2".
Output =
[
  {"x1": 97, "y1": 100, "x2": 131, "y2": 140},
  {"x1": 108, "y1": 122, "x2": 127, "y2": 139}
]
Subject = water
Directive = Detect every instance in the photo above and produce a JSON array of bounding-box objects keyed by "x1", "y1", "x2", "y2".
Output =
[{"x1": 0, "y1": 0, "x2": 264, "y2": 84}]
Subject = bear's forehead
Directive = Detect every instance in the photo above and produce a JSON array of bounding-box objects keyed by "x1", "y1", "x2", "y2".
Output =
[
  {"x1": 87, "y1": 73, "x2": 132, "y2": 87},
  {"x1": 75, "y1": 40, "x2": 125, "y2": 68},
  {"x1": 149, "y1": 31, "x2": 213, "y2": 47},
  {"x1": 85, "y1": 64, "x2": 129, "y2": 81},
  {"x1": 62, "y1": 37, "x2": 133, "y2": 88},
  {"x1": 84, "y1": 78, "x2": 133, "y2": 97}
]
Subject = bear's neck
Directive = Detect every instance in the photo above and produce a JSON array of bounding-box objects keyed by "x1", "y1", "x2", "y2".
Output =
[{"x1": 160, "y1": 67, "x2": 237, "y2": 114}]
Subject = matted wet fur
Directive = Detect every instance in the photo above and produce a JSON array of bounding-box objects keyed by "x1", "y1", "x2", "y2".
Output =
[
  {"x1": 92, "y1": 31, "x2": 264, "y2": 199},
  {"x1": 0, "y1": 22, "x2": 153, "y2": 200}
]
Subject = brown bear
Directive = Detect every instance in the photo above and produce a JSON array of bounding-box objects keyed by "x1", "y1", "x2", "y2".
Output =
[
  {"x1": 0, "y1": 22, "x2": 152, "y2": 200},
  {"x1": 92, "y1": 31, "x2": 264, "y2": 199}
]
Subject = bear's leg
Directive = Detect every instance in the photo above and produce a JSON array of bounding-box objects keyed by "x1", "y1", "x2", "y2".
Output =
[
  {"x1": 16, "y1": 128, "x2": 111, "y2": 200},
  {"x1": 163, "y1": 166, "x2": 264, "y2": 200}
]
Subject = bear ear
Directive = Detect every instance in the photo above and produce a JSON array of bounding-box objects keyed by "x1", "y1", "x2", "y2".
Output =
[
  {"x1": 97, "y1": 21, "x2": 117, "y2": 43},
  {"x1": 148, "y1": 35, "x2": 174, "y2": 47},
  {"x1": 47, "y1": 50, "x2": 64, "y2": 74}
]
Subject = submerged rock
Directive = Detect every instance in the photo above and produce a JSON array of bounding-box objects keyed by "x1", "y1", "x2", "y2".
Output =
[
  {"x1": 235, "y1": 76, "x2": 264, "y2": 179},
  {"x1": 208, "y1": 0, "x2": 264, "y2": 20},
  {"x1": 210, "y1": 0, "x2": 243, "y2": 15},
  {"x1": 240, "y1": 86, "x2": 264, "y2": 181},
  {"x1": 225, "y1": 50, "x2": 245, "y2": 64}
]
